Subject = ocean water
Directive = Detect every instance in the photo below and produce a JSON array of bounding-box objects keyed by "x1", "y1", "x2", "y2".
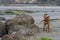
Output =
[{"x1": 0, "y1": 7, "x2": 60, "y2": 23}]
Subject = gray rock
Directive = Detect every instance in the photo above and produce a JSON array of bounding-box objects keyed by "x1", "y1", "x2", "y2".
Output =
[
  {"x1": 0, "y1": 22, "x2": 6, "y2": 37},
  {"x1": 1, "y1": 33, "x2": 23, "y2": 40},
  {"x1": 15, "y1": 14, "x2": 34, "y2": 26},
  {"x1": 2, "y1": 14, "x2": 40, "y2": 40},
  {"x1": 0, "y1": 17, "x2": 6, "y2": 21},
  {"x1": 6, "y1": 14, "x2": 34, "y2": 28},
  {"x1": 8, "y1": 25, "x2": 31, "y2": 35}
]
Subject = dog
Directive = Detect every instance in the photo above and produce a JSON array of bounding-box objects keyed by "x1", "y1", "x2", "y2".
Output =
[{"x1": 43, "y1": 13, "x2": 50, "y2": 32}]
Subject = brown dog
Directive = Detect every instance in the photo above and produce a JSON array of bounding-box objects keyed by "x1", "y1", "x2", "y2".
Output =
[{"x1": 43, "y1": 13, "x2": 50, "y2": 32}]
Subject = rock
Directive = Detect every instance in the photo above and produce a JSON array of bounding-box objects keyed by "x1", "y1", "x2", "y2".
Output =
[
  {"x1": 5, "y1": 19, "x2": 19, "y2": 34},
  {"x1": 2, "y1": 31, "x2": 34, "y2": 40},
  {"x1": 6, "y1": 19, "x2": 18, "y2": 27},
  {"x1": 15, "y1": 14, "x2": 34, "y2": 26},
  {"x1": 4, "y1": 14, "x2": 40, "y2": 39},
  {"x1": 2, "y1": 27, "x2": 40, "y2": 40},
  {"x1": 0, "y1": 22, "x2": 6, "y2": 37},
  {"x1": 25, "y1": 24, "x2": 40, "y2": 35},
  {"x1": 6, "y1": 14, "x2": 34, "y2": 28},
  {"x1": 7, "y1": 25, "x2": 36, "y2": 37},
  {"x1": 2, "y1": 34, "x2": 11, "y2": 40},
  {"x1": 6, "y1": 22, "x2": 40, "y2": 37},
  {"x1": 0, "y1": 17, "x2": 6, "y2": 21},
  {"x1": 2, "y1": 33, "x2": 23, "y2": 40},
  {"x1": 5, "y1": 14, "x2": 35, "y2": 34},
  {"x1": 7, "y1": 25, "x2": 31, "y2": 35},
  {"x1": 7, "y1": 24, "x2": 39, "y2": 34},
  {"x1": 1, "y1": 24, "x2": 40, "y2": 40},
  {"x1": 30, "y1": 24, "x2": 40, "y2": 32}
]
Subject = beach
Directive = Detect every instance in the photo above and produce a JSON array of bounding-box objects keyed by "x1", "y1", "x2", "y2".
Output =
[{"x1": 0, "y1": 7, "x2": 60, "y2": 40}]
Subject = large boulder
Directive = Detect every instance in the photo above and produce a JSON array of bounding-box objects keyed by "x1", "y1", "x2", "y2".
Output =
[
  {"x1": 0, "y1": 22, "x2": 6, "y2": 37},
  {"x1": 6, "y1": 14, "x2": 34, "y2": 28},
  {"x1": 1, "y1": 14, "x2": 40, "y2": 40},
  {"x1": 5, "y1": 14, "x2": 35, "y2": 36},
  {"x1": 4, "y1": 14, "x2": 40, "y2": 39},
  {"x1": 15, "y1": 14, "x2": 34, "y2": 26}
]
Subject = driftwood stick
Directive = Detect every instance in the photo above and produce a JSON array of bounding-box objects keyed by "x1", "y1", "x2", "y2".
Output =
[{"x1": 40, "y1": 18, "x2": 60, "y2": 23}]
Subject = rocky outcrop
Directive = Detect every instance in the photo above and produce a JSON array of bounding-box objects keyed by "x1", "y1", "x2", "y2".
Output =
[
  {"x1": 2, "y1": 24, "x2": 40, "y2": 40},
  {"x1": 6, "y1": 14, "x2": 39, "y2": 34},
  {"x1": 1, "y1": 14, "x2": 40, "y2": 40},
  {"x1": 6, "y1": 14, "x2": 34, "y2": 27},
  {"x1": 1, "y1": 24, "x2": 31, "y2": 40}
]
